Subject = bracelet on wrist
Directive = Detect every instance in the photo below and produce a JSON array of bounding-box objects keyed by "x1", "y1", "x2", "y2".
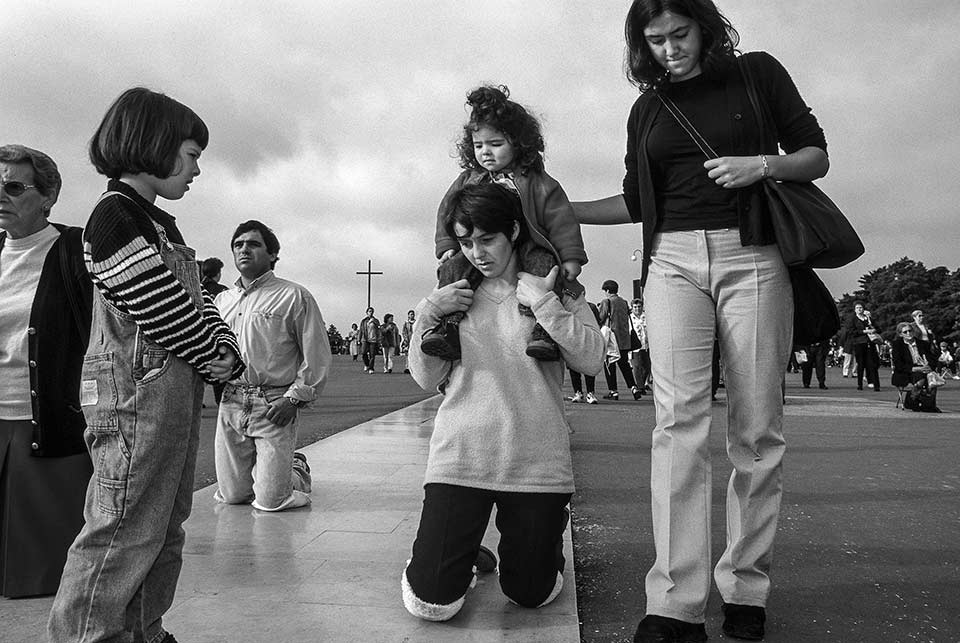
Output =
[{"x1": 759, "y1": 154, "x2": 769, "y2": 179}]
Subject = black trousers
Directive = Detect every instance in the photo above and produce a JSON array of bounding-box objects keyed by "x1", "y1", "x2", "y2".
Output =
[
  {"x1": 853, "y1": 342, "x2": 880, "y2": 388},
  {"x1": 406, "y1": 483, "x2": 570, "y2": 608},
  {"x1": 801, "y1": 342, "x2": 829, "y2": 387},
  {"x1": 604, "y1": 349, "x2": 637, "y2": 391},
  {"x1": 569, "y1": 369, "x2": 596, "y2": 394}
]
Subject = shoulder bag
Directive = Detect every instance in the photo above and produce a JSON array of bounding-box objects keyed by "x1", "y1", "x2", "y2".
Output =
[
  {"x1": 739, "y1": 58, "x2": 864, "y2": 268},
  {"x1": 655, "y1": 85, "x2": 841, "y2": 344}
]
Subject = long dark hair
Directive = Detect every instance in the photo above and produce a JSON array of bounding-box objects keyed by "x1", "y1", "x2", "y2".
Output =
[
  {"x1": 624, "y1": 0, "x2": 739, "y2": 91},
  {"x1": 456, "y1": 85, "x2": 544, "y2": 175}
]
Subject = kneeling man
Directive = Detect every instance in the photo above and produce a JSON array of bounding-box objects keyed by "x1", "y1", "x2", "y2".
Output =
[{"x1": 214, "y1": 220, "x2": 331, "y2": 511}]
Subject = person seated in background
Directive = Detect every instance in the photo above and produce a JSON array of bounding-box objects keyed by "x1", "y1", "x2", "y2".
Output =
[
  {"x1": 891, "y1": 321, "x2": 941, "y2": 413},
  {"x1": 936, "y1": 341, "x2": 959, "y2": 379}
]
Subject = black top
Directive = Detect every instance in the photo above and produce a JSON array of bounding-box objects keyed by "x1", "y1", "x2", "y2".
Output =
[
  {"x1": 648, "y1": 73, "x2": 739, "y2": 230},
  {"x1": 622, "y1": 52, "x2": 828, "y2": 285}
]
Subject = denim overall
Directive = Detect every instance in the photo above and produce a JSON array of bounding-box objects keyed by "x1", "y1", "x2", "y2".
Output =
[{"x1": 50, "y1": 201, "x2": 205, "y2": 643}]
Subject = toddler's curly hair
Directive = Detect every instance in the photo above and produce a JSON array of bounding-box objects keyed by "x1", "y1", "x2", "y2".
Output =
[{"x1": 456, "y1": 85, "x2": 544, "y2": 175}]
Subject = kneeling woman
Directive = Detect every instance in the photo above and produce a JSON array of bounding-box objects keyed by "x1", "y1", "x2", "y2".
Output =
[{"x1": 402, "y1": 182, "x2": 604, "y2": 620}]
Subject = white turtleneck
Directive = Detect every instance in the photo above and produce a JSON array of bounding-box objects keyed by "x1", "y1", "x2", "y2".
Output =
[{"x1": 0, "y1": 224, "x2": 60, "y2": 419}]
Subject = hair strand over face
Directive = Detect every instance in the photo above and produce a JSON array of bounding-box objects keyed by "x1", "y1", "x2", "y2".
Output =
[{"x1": 624, "y1": 0, "x2": 739, "y2": 91}]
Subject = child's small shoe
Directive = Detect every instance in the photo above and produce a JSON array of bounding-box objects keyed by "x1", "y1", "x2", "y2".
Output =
[
  {"x1": 526, "y1": 323, "x2": 560, "y2": 361},
  {"x1": 420, "y1": 321, "x2": 462, "y2": 361}
]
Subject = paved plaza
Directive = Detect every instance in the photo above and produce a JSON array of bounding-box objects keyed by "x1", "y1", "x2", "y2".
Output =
[{"x1": 2, "y1": 361, "x2": 957, "y2": 642}]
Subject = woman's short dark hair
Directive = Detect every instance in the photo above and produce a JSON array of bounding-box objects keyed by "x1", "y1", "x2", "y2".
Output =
[
  {"x1": 0, "y1": 144, "x2": 61, "y2": 198},
  {"x1": 443, "y1": 182, "x2": 524, "y2": 241},
  {"x1": 456, "y1": 85, "x2": 544, "y2": 175},
  {"x1": 624, "y1": 0, "x2": 739, "y2": 90},
  {"x1": 90, "y1": 87, "x2": 209, "y2": 179},
  {"x1": 231, "y1": 220, "x2": 281, "y2": 268}
]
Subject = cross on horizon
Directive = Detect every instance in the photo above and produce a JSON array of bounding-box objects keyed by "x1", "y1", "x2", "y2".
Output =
[{"x1": 356, "y1": 259, "x2": 383, "y2": 309}]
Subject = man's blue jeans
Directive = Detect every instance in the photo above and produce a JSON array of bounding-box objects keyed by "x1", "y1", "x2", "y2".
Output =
[{"x1": 214, "y1": 383, "x2": 311, "y2": 512}]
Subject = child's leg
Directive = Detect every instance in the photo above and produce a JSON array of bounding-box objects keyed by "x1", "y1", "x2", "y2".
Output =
[
  {"x1": 402, "y1": 483, "x2": 494, "y2": 621},
  {"x1": 517, "y1": 243, "x2": 561, "y2": 361},
  {"x1": 422, "y1": 252, "x2": 483, "y2": 360}
]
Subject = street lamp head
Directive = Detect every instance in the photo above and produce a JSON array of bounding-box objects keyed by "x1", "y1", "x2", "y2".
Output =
[{"x1": 630, "y1": 248, "x2": 641, "y2": 262}]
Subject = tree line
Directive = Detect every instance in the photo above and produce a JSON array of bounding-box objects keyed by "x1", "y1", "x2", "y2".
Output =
[{"x1": 835, "y1": 257, "x2": 960, "y2": 342}]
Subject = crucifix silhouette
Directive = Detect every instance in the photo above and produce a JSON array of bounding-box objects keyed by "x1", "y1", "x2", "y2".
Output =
[{"x1": 355, "y1": 259, "x2": 383, "y2": 309}]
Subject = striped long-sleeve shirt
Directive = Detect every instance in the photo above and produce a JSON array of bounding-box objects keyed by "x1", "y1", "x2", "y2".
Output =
[{"x1": 83, "y1": 180, "x2": 244, "y2": 382}]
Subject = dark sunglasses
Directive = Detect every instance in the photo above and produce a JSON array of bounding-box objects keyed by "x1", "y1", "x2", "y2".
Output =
[
  {"x1": 0, "y1": 181, "x2": 37, "y2": 197},
  {"x1": 900, "y1": 329, "x2": 913, "y2": 334}
]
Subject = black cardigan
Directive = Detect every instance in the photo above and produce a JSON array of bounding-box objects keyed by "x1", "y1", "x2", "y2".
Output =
[
  {"x1": 891, "y1": 338, "x2": 937, "y2": 388},
  {"x1": 622, "y1": 51, "x2": 828, "y2": 285},
  {"x1": 0, "y1": 224, "x2": 93, "y2": 457}
]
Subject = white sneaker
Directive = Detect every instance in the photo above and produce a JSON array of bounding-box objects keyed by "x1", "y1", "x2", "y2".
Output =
[
  {"x1": 569, "y1": 391, "x2": 585, "y2": 403},
  {"x1": 953, "y1": 375, "x2": 960, "y2": 380},
  {"x1": 867, "y1": 383, "x2": 874, "y2": 388},
  {"x1": 585, "y1": 392, "x2": 599, "y2": 404}
]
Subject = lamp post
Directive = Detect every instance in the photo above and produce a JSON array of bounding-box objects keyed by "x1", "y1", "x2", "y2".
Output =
[{"x1": 630, "y1": 249, "x2": 642, "y2": 300}]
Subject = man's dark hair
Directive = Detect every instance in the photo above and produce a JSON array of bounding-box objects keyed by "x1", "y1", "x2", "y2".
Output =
[
  {"x1": 201, "y1": 257, "x2": 224, "y2": 280},
  {"x1": 231, "y1": 220, "x2": 280, "y2": 268}
]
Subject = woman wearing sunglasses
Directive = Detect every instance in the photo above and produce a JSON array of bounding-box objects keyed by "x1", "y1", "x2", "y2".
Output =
[
  {"x1": 891, "y1": 322, "x2": 941, "y2": 413},
  {"x1": 0, "y1": 144, "x2": 93, "y2": 597}
]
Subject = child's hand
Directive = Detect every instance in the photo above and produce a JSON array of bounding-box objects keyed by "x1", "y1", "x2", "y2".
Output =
[
  {"x1": 427, "y1": 279, "x2": 474, "y2": 316},
  {"x1": 439, "y1": 249, "x2": 456, "y2": 264},
  {"x1": 204, "y1": 345, "x2": 238, "y2": 383},
  {"x1": 516, "y1": 265, "x2": 559, "y2": 307},
  {"x1": 561, "y1": 260, "x2": 582, "y2": 282}
]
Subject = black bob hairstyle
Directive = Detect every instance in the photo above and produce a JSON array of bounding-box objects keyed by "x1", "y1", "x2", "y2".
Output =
[
  {"x1": 456, "y1": 85, "x2": 544, "y2": 176},
  {"x1": 231, "y1": 219, "x2": 281, "y2": 269},
  {"x1": 442, "y1": 182, "x2": 525, "y2": 244},
  {"x1": 624, "y1": 0, "x2": 739, "y2": 91},
  {"x1": 89, "y1": 87, "x2": 209, "y2": 180}
]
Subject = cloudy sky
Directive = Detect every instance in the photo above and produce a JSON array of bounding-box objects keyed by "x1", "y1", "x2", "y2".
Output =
[{"x1": 6, "y1": 1, "x2": 959, "y2": 332}]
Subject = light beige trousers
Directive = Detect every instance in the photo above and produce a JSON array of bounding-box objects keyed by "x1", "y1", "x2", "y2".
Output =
[{"x1": 642, "y1": 229, "x2": 793, "y2": 622}]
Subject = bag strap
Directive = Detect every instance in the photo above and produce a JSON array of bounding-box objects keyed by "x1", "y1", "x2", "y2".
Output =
[
  {"x1": 655, "y1": 91, "x2": 719, "y2": 160},
  {"x1": 738, "y1": 56, "x2": 771, "y2": 143}
]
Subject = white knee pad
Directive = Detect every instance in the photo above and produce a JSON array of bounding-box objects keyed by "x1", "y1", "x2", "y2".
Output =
[
  {"x1": 506, "y1": 571, "x2": 564, "y2": 608},
  {"x1": 401, "y1": 564, "x2": 467, "y2": 622},
  {"x1": 537, "y1": 571, "x2": 564, "y2": 607}
]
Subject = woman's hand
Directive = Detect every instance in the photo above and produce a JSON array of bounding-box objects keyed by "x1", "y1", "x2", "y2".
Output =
[
  {"x1": 561, "y1": 260, "x2": 582, "y2": 282},
  {"x1": 704, "y1": 156, "x2": 764, "y2": 189},
  {"x1": 426, "y1": 279, "x2": 474, "y2": 316},
  {"x1": 438, "y1": 249, "x2": 456, "y2": 264},
  {"x1": 516, "y1": 265, "x2": 558, "y2": 308}
]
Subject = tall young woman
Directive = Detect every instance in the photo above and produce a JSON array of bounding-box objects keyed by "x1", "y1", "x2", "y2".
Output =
[{"x1": 574, "y1": 1, "x2": 830, "y2": 640}]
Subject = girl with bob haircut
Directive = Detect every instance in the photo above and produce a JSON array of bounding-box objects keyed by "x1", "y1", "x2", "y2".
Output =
[
  {"x1": 572, "y1": 1, "x2": 831, "y2": 640},
  {"x1": 49, "y1": 87, "x2": 244, "y2": 643},
  {"x1": 403, "y1": 181, "x2": 603, "y2": 622},
  {"x1": 422, "y1": 85, "x2": 588, "y2": 363}
]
